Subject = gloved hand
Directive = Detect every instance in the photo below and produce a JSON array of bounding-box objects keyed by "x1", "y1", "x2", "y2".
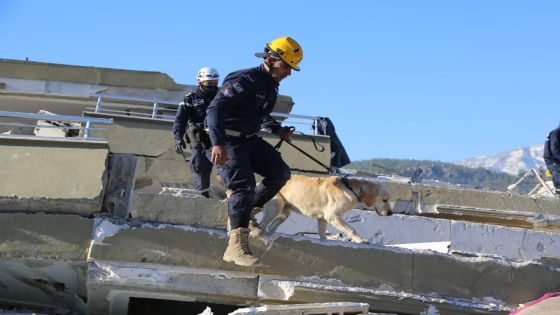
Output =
[
  {"x1": 278, "y1": 126, "x2": 294, "y2": 141},
  {"x1": 175, "y1": 137, "x2": 186, "y2": 155}
]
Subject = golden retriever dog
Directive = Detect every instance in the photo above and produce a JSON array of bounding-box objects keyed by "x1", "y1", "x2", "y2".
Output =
[{"x1": 256, "y1": 174, "x2": 392, "y2": 243}]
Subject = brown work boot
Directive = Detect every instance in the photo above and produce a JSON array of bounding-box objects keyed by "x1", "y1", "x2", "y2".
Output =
[
  {"x1": 249, "y1": 207, "x2": 263, "y2": 238},
  {"x1": 223, "y1": 228, "x2": 259, "y2": 266}
]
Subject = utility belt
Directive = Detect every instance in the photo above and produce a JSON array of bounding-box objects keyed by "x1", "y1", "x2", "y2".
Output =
[
  {"x1": 224, "y1": 129, "x2": 259, "y2": 139},
  {"x1": 186, "y1": 123, "x2": 211, "y2": 149}
]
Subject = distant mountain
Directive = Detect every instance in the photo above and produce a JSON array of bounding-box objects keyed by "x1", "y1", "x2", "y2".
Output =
[
  {"x1": 346, "y1": 158, "x2": 529, "y2": 192},
  {"x1": 456, "y1": 144, "x2": 544, "y2": 175}
]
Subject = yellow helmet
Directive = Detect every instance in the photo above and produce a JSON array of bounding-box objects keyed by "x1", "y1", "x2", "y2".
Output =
[{"x1": 259, "y1": 36, "x2": 303, "y2": 71}]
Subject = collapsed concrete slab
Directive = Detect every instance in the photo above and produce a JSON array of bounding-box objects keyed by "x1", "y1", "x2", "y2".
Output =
[
  {"x1": 86, "y1": 261, "x2": 259, "y2": 315},
  {"x1": 134, "y1": 150, "x2": 194, "y2": 192},
  {"x1": 0, "y1": 213, "x2": 93, "y2": 313},
  {"x1": 86, "y1": 219, "x2": 560, "y2": 314},
  {"x1": 130, "y1": 191, "x2": 228, "y2": 228},
  {"x1": 0, "y1": 138, "x2": 108, "y2": 215},
  {"x1": 449, "y1": 220, "x2": 560, "y2": 260},
  {"x1": 270, "y1": 210, "x2": 560, "y2": 262},
  {"x1": 0, "y1": 213, "x2": 93, "y2": 260},
  {"x1": 84, "y1": 111, "x2": 332, "y2": 174},
  {"x1": 256, "y1": 277, "x2": 511, "y2": 315},
  {"x1": 0, "y1": 259, "x2": 87, "y2": 314},
  {"x1": 102, "y1": 153, "x2": 138, "y2": 218},
  {"x1": 384, "y1": 180, "x2": 560, "y2": 216},
  {"x1": 230, "y1": 302, "x2": 370, "y2": 315}
]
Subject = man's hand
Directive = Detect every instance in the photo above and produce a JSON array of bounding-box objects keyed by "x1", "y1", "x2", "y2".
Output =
[
  {"x1": 211, "y1": 145, "x2": 228, "y2": 165},
  {"x1": 175, "y1": 138, "x2": 186, "y2": 155},
  {"x1": 278, "y1": 126, "x2": 294, "y2": 141}
]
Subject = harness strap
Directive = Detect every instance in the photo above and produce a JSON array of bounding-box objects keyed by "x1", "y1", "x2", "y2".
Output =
[{"x1": 340, "y1": 176, "x2": 360, "y2": 200}]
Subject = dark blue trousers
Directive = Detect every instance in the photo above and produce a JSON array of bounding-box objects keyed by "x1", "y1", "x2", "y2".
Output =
[
  {"x1": 217, "y1": 137, "x2": 291, "y2": 229},
  {"x1": 189, "y1": 147, "x2": 213, "y2": 197}
]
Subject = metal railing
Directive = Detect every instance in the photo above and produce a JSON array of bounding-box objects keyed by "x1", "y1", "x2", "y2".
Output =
[
  {"x1": 90, "y1": 94, "x2": 322, "y2": 134},
  {"x1": 507, "y1": 168, "x2": 555, "y2": 197},
  {"x1": 0, "y1": 111, "x2": 113, "y2": 141}
]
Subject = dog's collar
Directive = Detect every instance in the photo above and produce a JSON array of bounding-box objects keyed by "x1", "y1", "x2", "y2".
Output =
[{"x1": 340, "y1": 176, "x2": 360, "y2": 200}]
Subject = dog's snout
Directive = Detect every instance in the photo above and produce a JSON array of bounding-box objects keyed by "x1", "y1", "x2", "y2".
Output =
[{"x1": 374, "y1": 205, "x2": 393, "y2": 216}]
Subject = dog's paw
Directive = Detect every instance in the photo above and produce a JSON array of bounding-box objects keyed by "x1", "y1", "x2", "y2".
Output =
[
  {"x1": 355, "y1": 238, "x2": 369, "y2": 244},
  {"x1": 249, "y1": 228, "x2": 263, "y2": 238},
  {"x1": 348, "y1": 231, "x2": 369, "y2": 244}
]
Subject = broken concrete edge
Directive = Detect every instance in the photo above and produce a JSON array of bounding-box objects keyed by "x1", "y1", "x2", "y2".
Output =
[
  {"x1": 89, "y1": 220, "x2": 560, "y2": 300},
  {"x1": 357, "y1": 176, "x2": 560, "y2": 223},
  {"x1": 0, "y1": 212, "x2": 94, "y2": 261},
  {"x1": 89, "y1": 259, "x2": 256, "y2": 285},
  {"x1": 90, "y1": 217, "x2": 227, "y2": 245},
  {"x1": 90, "y1": 217, "x2": 560, "y2": 267},
  {"x1": 102, "y1": 153, "x2": 138, "y2": 218},
  {"x1": 0, "y1": 58, "x2": 183, "y2": 91},
  {"x1": 86, "y1": 260, "x2": 260, "y2": 314},
  {"x1": 0, "y1": 258, "x2": 88, "y2": 314},
  {"x1": 256, "y1": 277, "x2": 515, "y2": 313},
  {"x1": 130, "y1": 191, "x2": 229, "y2": 227},
  {"x1": 84, "y1": 257, "x2": 514, "y2": 314},
  {"x1": 0, "y1": 298, "x2": 77, "y2": 315},
  {"x1": 0, "y1": 134, "x2": 109, "y2": 148},
  {"x1": 0, "y1": 198, "x2": 103, "y2": 216},
  {"x1": 230, "y1": 302, "x2": 370, "y2": 314}
]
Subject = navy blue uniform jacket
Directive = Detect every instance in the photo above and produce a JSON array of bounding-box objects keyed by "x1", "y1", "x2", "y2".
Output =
[
  {"x1": 173, "y1": 89, "x2": 213, "y2": 140},
  {"x1": 544, "y1": 126, "x2": 560, "y2": 161},
  {"x1": 206, "y1": 65, "x2": 282, "y2": 146}
]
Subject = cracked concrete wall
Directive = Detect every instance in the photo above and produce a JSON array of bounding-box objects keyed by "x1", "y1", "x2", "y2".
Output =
[
  {"x1": 84, "y1": 112, "x2": 331, "y2": 174},
  {"x1": 134, "y1": 149, "x2": 193, "y2": 191},
  {"x1": 87, "y1": 219, "x2": 560, "y2": 313},
  {"x1": 449, "y1": 221, "x2": 560, "y2": 260},
  {"x1": 256, "y1": 277, "x2": 509, "y2": 315},
  {"x1": 86, "y1": 261, "x2": 259, "y2": 315},
  {"x1": 0, "y1": 259, "x2": 87, "y2": 314},
  {"x1": 0, "y1": 213, "x2": 93, "y2": 260},
  {"x1": 103, "y1": 153, "x2": 138, "y2": 218},
  {"x1": 0, "y1": 213, "x2": 93, "y2": 313},
  {"x1": 382, "y1": 180, "x2": 560, "y2": 218},
  {"x1": 270, "y1": 209, "x2": 560, "y2": 261},
  {"x1": 0, "y1": 58, "x2": 183, "y2": 90},
  {"x1": 0, "y1": 139, "x2": 108, "y2": 215},
  {"x1": 131, "y1": 192, "x2": 228, "y2": 227},
  {"x1": 86, "y1": 113, "x2": 175, "y2": 157}
]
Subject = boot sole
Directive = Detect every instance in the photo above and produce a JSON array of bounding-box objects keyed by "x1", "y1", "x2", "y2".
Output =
[{"x1": 223, "y1": 256, "x2": 259, "y2": 267}]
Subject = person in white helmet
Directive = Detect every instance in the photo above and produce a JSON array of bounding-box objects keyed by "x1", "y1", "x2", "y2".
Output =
[{"x1": 172, "y1": 67, "x2": 219, "y2": 197}]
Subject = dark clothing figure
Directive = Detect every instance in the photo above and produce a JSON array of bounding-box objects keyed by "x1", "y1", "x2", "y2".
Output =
[
  {"x1": 217, "y1": 136, "x2": 290, "y2": 228},
  {"x1": 207, "y1": 65, "x2": 284, "y2": 144},
  {"x1": 544, "y1": 126, "x2": 560, "y2": 193},
  {"x1": 173, "y1": 88, "x2": 215, "y2": 197},
  {"x1": 316, "y1": 117, "x2": 351, "y2": 168},
  {"x1": 206, "y1": 65, "x2": 291, "y2": 229}
]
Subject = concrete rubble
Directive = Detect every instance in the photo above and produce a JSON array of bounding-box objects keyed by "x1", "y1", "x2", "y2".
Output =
[
  {"x1": 0, "y1": 139, "x2": 108, "y2": 215},
  {"x1": 2, "y1": 59, "x2": 560, "y2": 315}
]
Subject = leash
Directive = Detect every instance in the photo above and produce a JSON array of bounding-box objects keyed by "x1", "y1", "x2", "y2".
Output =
[{"x1": 273, "y1": 126, "x2": 336, "y2": 174}]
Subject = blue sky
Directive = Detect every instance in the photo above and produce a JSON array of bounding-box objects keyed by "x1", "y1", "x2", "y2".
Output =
[{"x1": 1, "y1": 1, "x2": 559, "y2": 162}]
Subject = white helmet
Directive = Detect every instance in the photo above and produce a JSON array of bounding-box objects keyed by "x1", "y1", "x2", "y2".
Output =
[{"x1": 197, "y1": 67, "x2": 219, "y2": 82}]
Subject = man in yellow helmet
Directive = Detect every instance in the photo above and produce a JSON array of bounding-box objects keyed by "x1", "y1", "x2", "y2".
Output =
[{"x1": 206, "y1": 36, "x2": 303, "y2": 266}]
